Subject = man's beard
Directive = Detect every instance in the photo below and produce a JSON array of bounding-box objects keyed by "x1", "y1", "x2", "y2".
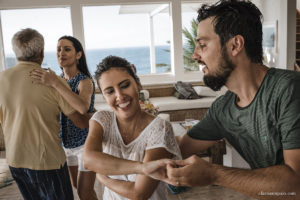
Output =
[{"x1": 203, "y1": 48, "x2": 235, "y2": 91}]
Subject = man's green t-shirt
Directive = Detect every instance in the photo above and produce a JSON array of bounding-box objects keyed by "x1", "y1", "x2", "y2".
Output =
[{"x1": 188, "y1": 68, "x2": 300, "y2": 169}]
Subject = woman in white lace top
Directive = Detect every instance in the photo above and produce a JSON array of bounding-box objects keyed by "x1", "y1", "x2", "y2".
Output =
[{"x1": 83, "y1": 56, "x2": 181, "y2": 200}]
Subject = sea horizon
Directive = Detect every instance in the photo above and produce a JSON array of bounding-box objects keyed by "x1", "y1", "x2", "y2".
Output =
[{"x1": 5, "y1": 45, "x2": 171, "y2": 75}]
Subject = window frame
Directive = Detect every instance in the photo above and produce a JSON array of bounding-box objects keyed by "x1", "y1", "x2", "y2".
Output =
[
  {"x1": 0, "y1": 0, "x2": 207, "y2": 84},
  {"x1": 0, "y1": 15, "x2": 5, "y2": 72}
]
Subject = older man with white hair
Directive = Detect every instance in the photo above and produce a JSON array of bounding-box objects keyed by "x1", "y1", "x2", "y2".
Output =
[{"x1": 0, "y1": 28, "x2": 89, "y2": 200}]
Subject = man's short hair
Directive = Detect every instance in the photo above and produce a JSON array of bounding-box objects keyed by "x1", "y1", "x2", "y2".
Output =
[
  {"x1": 12, "y1": 28, "x2": 44, "y2": 62},
  {"x1": 197, "y1": 0, "x2": 263, "y2": 64}
]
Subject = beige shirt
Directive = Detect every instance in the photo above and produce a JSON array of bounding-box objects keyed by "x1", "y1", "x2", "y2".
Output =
[{"x1": 0, "y1": 61, "x2": 74, "y2": 170}]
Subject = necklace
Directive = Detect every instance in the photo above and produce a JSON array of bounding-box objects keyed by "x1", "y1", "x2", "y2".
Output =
[
  {"x1": 119, "y1": 114, "x2": 144, "y2": 144},
  {"x1": 121, "y1": 124, "x2": 139, "y2": 144}
]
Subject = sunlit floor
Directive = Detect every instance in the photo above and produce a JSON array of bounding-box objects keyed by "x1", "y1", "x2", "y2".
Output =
[{"x1": 0, "y1": 152, "x2": 256, "y2": 200}]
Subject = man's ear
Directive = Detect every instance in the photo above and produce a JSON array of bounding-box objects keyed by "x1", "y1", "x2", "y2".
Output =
[{"x1": 229, "y1": 35, "x2": 244, "y2": 57}]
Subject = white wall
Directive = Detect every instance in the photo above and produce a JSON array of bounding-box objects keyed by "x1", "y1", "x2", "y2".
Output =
[
  {"x1": 286, "y1": 0, "x2": 297, "y2": 70},
  {"x1": 260, "y1": 0, "x2": 296, "y2": 70},
  {"x1": 251, "y1": 0, "x2": 262, "y2": 10}
]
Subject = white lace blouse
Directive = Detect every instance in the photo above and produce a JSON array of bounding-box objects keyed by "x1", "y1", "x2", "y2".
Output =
[{"x1": 91, "y1": 110, "x2": 182, "y2": 200}]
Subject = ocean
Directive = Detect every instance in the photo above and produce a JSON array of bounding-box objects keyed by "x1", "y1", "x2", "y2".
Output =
[{"x1": 5, "y1": 45, "x2": 171, "y2": 75}]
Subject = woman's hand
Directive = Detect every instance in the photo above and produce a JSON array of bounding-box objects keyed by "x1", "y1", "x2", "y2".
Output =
[{"x1": 30, "y1": 68, "x2": 58, "y2": 87}]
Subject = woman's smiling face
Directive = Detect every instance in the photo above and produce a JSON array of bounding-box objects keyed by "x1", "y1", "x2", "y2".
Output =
[{"x1": 99, "y1": 68, "x2": 141, "y2": 120}]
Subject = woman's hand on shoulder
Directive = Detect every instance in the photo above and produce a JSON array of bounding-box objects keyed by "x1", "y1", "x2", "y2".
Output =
[{"x1": 30, "y1": 68, "x2": 59, "y2": 87}]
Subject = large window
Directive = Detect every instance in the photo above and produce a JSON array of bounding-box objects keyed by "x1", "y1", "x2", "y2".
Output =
[
  {"x1": 82, "y1": 4, "x2": 171, "y2": 75},
  {"x1": 181, "y1": 3, "x2": 201, "y2": 72},
  {"x1": 0, "y1": 0, "x2": 213, "y2": 84},
  {"x1": 1, "y1": 8, "x2": 72, "y2": 74}
]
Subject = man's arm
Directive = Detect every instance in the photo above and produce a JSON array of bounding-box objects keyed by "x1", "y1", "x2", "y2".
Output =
[
  {"x1": 179, "y1": 134, "x2": 217, "y2": 159},
  {"x1": 213, "y1": 149, "x2": 300, "y2": 200},
  {"x1": 167, "y1": 149, "x2": 300, "y2": 200},
  {"x1": 140, "y1": 133, "x2": 219, "y2": 182}
]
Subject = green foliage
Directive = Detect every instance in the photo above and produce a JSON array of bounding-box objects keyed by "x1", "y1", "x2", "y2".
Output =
[
  {"x1": 156, "y1": 40, "x2": 171, "y2": 72},
  {"x1": 156, "y1": 18, "x2": 199, "y2": 72},
  {"x1": 182, "y1": 18, "x2": 199, "y2": 71}
]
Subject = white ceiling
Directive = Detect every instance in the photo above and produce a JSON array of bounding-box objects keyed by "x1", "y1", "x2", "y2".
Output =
[{"x1": 118, "y1": 2, "x2": 216, "y2": 15}]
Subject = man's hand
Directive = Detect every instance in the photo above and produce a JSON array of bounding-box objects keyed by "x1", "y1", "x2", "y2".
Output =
[
  {"x1": 167, "y1": 155, "x2": 216, "y2": 187},
  {"x1": 141, "y1": 156, "x2": 216, "y2": 187},
  {"x1": 141, "y1": 159, "x2": 175, "y2": 183}
]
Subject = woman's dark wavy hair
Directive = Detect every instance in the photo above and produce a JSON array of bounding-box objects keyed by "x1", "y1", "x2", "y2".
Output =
[
  {"x1": 58, "y1": 35, "x2": 92, "y2": 78},
  {"x1": 197, "y1": 0, "x2": 263, "y2": 64},
  {"x1": 94, "y1": 55, "x2": 141, "y2": 93}
]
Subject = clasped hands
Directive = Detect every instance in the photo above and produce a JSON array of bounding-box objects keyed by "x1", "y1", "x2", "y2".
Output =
[{"x1": 142, "y1": 155, "x2": 216, "y2": 187}]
